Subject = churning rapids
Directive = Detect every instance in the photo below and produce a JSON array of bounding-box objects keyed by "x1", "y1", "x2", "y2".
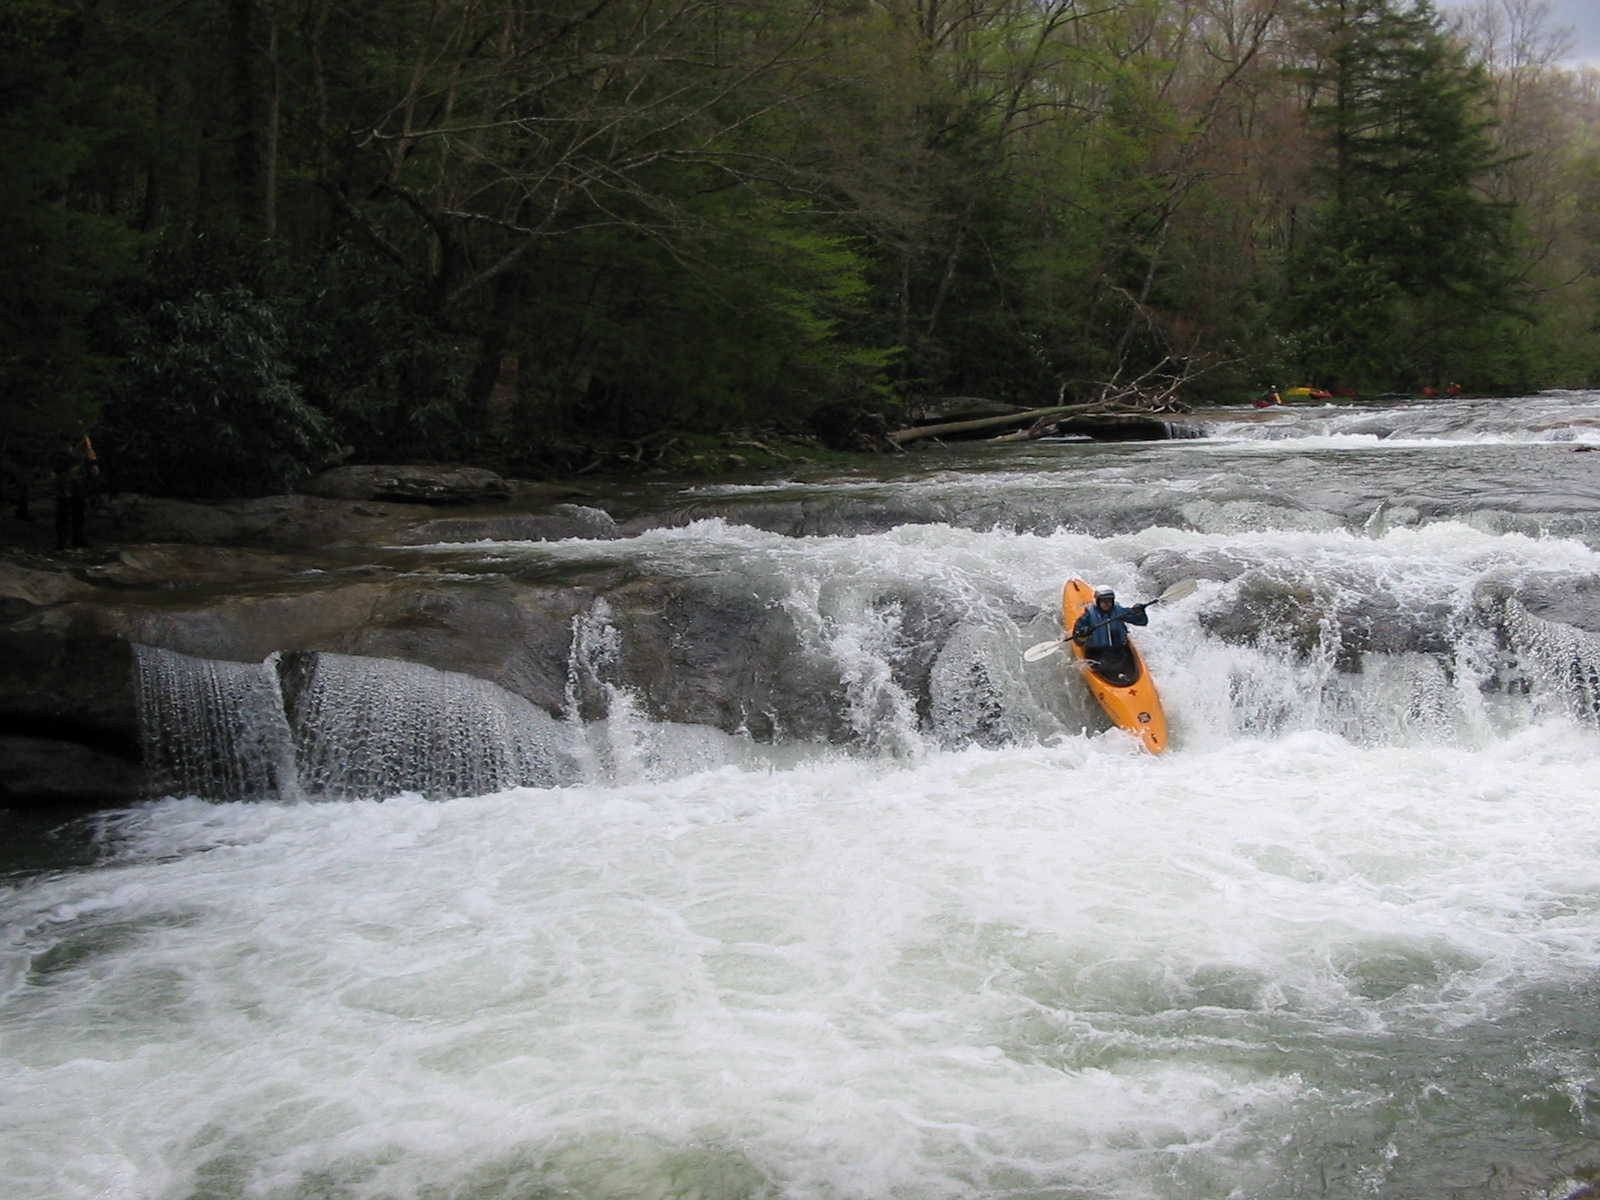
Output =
[{"x1": 7, "y1": 392, "x2": 1600, "y2": 1199}]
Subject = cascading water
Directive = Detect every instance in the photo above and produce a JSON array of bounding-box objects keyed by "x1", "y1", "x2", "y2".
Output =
[
  {"x1": 562, "y1": 598, "x2": 665, "y2": 784},
  {"x1": 287, "y1": 652, "x2": 579, "y2": 798},
  {"x1": 132, "y1": 647, "x2": 580, "y2": 801},
  {"x1": 11, "y1": 392, "x2": 1600, "y2": 1200},
  {"x1": 1502, "y1": 598, "x2": 1600, "y2": 725},
  {"x1": 132, "y1": 645, "x2": 298, "y2": 802}
]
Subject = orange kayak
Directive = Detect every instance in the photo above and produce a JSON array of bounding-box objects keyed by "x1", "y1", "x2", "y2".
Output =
[{"x1": 1061, "y1": 579, "x2": 1170, "y2": 753}]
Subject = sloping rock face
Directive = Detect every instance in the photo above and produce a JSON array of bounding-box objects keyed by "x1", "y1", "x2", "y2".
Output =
[
  {"x1": 89, "y1": 489, "x2": 616, "y2": 549},
  {"x1": 0, "y1": 492, "x2": 860, "y2": 808},
  {"x1": 0, "y1": 628, "x2": 137, "y2": 744},
  {"x1": 10, "y1": 557, "x2": 850, "y2": 735},
  {"x1": 0, "y1": 624, "x2": 143, "y2": 811},
  {"x1": 299, "y1": 464, "x2": 513, "y2": 504},
  {"x1": 9, "y1": 465, "x2": 1592, "y2": 810},
  {"x1": 0, "y1": 473, "x2": 621, "y2": 808},
  {"x1": 1, "y1": 736, "x2": 144, "y2": 809}
]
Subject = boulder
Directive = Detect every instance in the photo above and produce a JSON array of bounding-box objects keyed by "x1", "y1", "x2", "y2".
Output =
[
  {"x1": 622, "y1": 569, "x2": 848, "y2": 741},
  {"x1": 0, "y1": 630, "x2": 139, "y2": 753},
  {"x1": 93, "y1": 488, "x2": 611, "y2": 549},
  {"x1": 395, "y1": 504, "x2": 620, "y2": 545},
  {"x1": 97, "y1": 492, "x2": 449, "y2": 548},
  {"x1": 88, "y1": 543, "x2": 329, "y2": 587},
  {"x1": 300, "y1": 464, "x2": 513, "y2": 504},
  {"x1": 0, "y1": 540, "x2": 863, "y2": 808},
  {"x1": 1479, "y1": 571, "x2": 1600, "y2": 636},
  {"x1": 0, "y1": 736, "x2": 145, "y2": 809},
  {"x1": 0, "y1": 560, "x2": 95, "y2": 607}
]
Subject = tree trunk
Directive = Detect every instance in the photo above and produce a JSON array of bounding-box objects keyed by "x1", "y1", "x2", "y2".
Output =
[
  {"x1": 463, "y1": 272, "x2": 523, "y2": 441},
  {"x1": 230, "y1": 0, "x2": 279, "y2": 236},
  {"x1": 887, "y1": 402, "x2": 1108, "y2": 444}
]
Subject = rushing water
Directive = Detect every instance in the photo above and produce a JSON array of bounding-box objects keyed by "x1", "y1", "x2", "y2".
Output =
[{"x1": 6, "y1": 394, "x2": 1600, "y2": 1199}]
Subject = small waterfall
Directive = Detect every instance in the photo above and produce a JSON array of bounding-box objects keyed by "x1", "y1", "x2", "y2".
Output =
[
  {"x1": 565, "y1": 601, "x2": 629, "y2": 781},
  {"x1": 562, "y1": 600, "x2": 681, "y2": 785},
  {"x1": 288, "y1": 653, "x2": 579, "y2": 799},
  {"x1": 1323, "y1": 652, "x2": 1463, "y2": 745},
  {"x1": 779, "y1": 578, "x2": 925, "y2": 757},
  {"x1": 133, "y1": 645, "x2": 297, "y2": 801},
  {"x1": 134, "y1": 645, "x2": 579, "y2": 802},
  {"x1": 828, "y1": 595, "x2": 924, "y2": 756},
  {"x1": 929, "y1": 622, "x2": 1064, "y2": 746},
  {"x1": 1168, "y1": 626, "x2": 1342, "y2": 743},
  {"x1": 1501, "y1": 599, "x2": 1600, "y2": 724},
  {"x1": 131, "y1": 560, "x2": 1600, "y2": 805}
]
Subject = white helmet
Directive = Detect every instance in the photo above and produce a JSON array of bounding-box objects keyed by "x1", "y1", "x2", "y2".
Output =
[{"x1": 1093, "y1": 585, "x2": 1115, "y2": 600}]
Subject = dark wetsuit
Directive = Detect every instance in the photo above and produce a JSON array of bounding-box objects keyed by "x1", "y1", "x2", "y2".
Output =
[{"x1": 1073, "y1": 600, "x2": 1148, "y2": 685}]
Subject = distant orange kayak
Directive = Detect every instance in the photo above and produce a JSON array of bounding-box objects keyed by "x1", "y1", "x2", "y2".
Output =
[{"x1": 1061, "y1": 578, "x2": 1170, "y2": 753}]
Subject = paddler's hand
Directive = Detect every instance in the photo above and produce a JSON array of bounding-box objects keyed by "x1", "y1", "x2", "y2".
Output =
[{"x1": 1131, "y1": 604, "x2": 1147, "y2": 616}]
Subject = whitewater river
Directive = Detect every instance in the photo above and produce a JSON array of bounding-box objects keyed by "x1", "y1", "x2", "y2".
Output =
[{"x1": 6, "y1": 393, "x2": 1600, "y2": 1199}]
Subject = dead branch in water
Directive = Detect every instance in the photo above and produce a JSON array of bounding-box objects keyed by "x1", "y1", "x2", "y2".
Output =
[{"x1": 889, "y1": 357, "x2": 1198, "y2": 446}]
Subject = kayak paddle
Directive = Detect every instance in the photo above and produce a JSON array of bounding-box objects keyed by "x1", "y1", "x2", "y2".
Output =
[{"x1": 1022, "y1": 578, "x2": 1199, "y2": 662}]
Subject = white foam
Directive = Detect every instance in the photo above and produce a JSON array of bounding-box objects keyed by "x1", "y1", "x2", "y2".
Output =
[
  {"x1": 17, "y1": 395, "x2": 1600, "y2": 1196},
  {"x1": 5, "y1": 726, "x2": 1600, "y2": 1197}
]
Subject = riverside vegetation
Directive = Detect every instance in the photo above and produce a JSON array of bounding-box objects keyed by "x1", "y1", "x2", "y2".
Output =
[{"x1": 5, "y1": 0, "x2": 1600, "y2": 500}]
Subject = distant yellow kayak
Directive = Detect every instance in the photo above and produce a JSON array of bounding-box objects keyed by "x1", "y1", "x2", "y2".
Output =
[{"x1": 1061, "y1": 578, "x2": 1169, "y2": 753}]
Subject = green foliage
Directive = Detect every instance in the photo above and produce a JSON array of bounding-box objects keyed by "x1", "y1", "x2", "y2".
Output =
[
  {"x1": 1284, "y1": 0, "x2": 1524, "y2": 389},
  {"x1": 7, "y1": 0, "x2": 1600, "y2": 493},
  {"x1": 99, "y1": 288, "x2": 340, "y2": 497},
  {"x1": 0, "y1": 1, "x2": 139, "y2": 462},
  {"x1": 284, "y1": 245, "x2": 475, "y2": 462},
  {"x1": 516, "y1": 191, "x2": 898, "y2": 442}
]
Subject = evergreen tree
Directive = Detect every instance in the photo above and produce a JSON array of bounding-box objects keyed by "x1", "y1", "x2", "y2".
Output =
[{"x1": 1284, "y1": 0, "x2": 1520, "y2": 389}]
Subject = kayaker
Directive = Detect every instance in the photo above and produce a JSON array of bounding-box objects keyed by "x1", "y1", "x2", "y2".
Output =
[{"x1": 1072, "y1": 585, "x2": 1149, "y2": 664}]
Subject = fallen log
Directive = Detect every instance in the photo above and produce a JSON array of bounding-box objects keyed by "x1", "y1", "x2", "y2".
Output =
[{"x1": 887, "y1": 402, "x2": 1105, "y2": 445}]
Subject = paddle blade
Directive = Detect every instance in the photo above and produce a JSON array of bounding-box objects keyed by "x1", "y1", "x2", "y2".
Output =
[
  {"x1": 1153, "y1": 578, "x2": 1199, "y2": 605},
  {"x1": 1023, "y1": 639, "x2": 1064, "y2": 662}
]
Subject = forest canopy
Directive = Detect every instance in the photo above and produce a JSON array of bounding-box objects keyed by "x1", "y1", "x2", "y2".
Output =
[{"x1": 4, "y1": 0, "x2": 1600, "y2": 494}]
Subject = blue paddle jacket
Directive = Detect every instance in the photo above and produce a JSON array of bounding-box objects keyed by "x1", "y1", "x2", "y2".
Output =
[{"x1": 1073, "y1": 601, "x2": 1148, "y2": 649}]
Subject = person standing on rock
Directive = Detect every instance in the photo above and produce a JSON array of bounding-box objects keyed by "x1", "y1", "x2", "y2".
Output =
[{"x1": 52, "y1": 434, "x2": 99, "y2": 550}]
